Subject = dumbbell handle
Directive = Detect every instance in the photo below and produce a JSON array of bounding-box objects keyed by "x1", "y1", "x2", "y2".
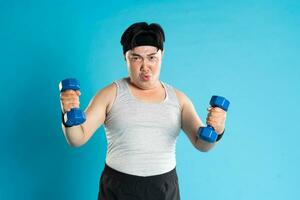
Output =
[
  {"x1": 59, "y1": 78, "x2": 86, "y2": 127},
  {"x1": 207, "y1": 96, "x2": 229, "y2": 130},
  {"x1": 198, "y1": 95, "x2": 230, "y2": 143}
]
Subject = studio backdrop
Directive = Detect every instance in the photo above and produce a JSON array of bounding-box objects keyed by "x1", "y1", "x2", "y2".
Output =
[{"x1": 1, "y1": 0, "x2": 299, "y2": 199}]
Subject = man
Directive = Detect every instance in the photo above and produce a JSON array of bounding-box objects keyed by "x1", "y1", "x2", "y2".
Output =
[{"x1": 60, "y1": 22, "x2": 227, "y2": 200}]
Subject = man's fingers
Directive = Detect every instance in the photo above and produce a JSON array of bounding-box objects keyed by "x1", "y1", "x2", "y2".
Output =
[
  {"x1": 208, "y1": 107, "x2": 224, "y2": 113},
  {"x1": 76, "y1": 90, "x2": 81, "y2": 96}
]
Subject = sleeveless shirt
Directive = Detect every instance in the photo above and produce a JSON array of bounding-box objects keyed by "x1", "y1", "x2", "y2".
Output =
[{"x1": 104, "y1": 78, "x2": 181, "y2": 176}]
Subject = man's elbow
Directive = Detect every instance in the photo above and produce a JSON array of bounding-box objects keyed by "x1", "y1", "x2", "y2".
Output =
[
  {"x1": 193, "y1": 140, "x2": 215, "y2": 152},
  {"x1": 195, "y1": 145, "x2": 212, "y2": 152},
  {"x1": 67, "y1": 140, "x2": 85, "y2": 148}
]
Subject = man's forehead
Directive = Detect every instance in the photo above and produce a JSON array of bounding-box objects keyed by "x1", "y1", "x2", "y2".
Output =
[{"x1": 129, "y1": 46, "x2": 159, "y2": 55}]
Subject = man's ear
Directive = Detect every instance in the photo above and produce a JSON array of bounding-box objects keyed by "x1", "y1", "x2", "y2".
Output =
[
  {"x1": 124, "y1": 51, "x2": 128, "y2": 62},
  {"x1": 161, "y1": 50, "x2": 164, "y2": 58}
]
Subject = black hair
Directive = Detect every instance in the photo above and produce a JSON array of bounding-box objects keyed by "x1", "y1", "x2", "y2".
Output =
[{"x1": 120, "y1": 22, "x2": 165, "y2": 54}]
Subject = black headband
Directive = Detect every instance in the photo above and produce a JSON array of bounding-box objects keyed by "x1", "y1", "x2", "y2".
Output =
[{"x1": 123, "y1": 32, "x2": 163, "y2": 54}]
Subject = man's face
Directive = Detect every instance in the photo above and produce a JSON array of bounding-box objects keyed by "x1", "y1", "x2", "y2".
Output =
[{"x1": 125, "y1": 46, "x2": 163, "y2": 89}]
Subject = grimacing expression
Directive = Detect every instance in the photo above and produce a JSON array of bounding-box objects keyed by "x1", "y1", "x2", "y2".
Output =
[{"x1": 125, "y1": 46, "x2": 163, "y2": 89}]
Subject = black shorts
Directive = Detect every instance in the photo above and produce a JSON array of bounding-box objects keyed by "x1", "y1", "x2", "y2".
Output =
[{"x1": 98, "y1": 163, "x2": 180, "y2": 200}]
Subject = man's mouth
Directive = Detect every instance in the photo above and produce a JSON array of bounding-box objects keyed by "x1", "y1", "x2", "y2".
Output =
[{"x1": 141, "y1": 74, "x2": 150, "y2": 81}]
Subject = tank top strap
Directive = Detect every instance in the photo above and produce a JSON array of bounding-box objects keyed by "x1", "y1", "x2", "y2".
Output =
[
  {"x1": 114, "y1": 78, "x2": 127, "y2": 95},
  {"x1": 112, "y1": 78, "x2": 131, "y2": 102},
  {"x1": 161, "y1": 82, "x2": 181, "y2": 108}
]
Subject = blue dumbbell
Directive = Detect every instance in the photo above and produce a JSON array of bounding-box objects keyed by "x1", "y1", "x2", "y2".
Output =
[
  {"x1": 198, "y1": 96, "x2": 230, "y2": 143},
  {"x1": 59, "y1": 78, "x2": 86, "y2": 127}
]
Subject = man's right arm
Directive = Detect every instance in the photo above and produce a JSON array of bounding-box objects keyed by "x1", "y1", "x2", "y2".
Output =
[{"x1": 61, "y1": 83, "x2": 117, "y2": 147}]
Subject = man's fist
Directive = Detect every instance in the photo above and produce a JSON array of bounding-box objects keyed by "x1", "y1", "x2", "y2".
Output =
[
  {"x1": 60, "y1": 90, "x2": 81, "y2": 113},
  {"x1": 206, "y1": 107, "x2": 226, "y2": 134}
]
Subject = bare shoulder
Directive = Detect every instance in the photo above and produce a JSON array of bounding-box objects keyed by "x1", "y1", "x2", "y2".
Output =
[
  {"x1": 99, "y1": 82, "x2": 117, "y2": 94},
  {"x1": 94, "y1": 82, "x2": 116, "y2": 98},
  {"x1": 88, "y1": 82, "x2": 117, "y2": 114}
]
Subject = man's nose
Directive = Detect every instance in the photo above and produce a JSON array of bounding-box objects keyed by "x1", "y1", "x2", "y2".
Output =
[{"x1": 140, "y1": 59, "x2": 151, "y2": 72}]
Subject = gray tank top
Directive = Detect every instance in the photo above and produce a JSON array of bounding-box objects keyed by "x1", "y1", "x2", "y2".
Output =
[{"x1": 104, "y1": 78, "x2": 181, "y2": 176}]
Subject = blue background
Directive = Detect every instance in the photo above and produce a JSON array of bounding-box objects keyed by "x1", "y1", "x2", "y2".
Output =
[{"x1": 1, "y1": 0, "x2": 300, "y2": 199}]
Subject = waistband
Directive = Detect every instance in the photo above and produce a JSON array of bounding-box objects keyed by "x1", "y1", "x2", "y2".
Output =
[{"x1": 102, "y1": 163, "x2": 178, "y2": 184}]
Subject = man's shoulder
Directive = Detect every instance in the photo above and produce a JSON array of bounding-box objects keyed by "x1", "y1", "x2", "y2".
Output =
[
  {"x1": 99, "y1": 82, "x2": 117, "y2": 94},
  {"x1": 93, "y1": 82, "x2": 117, "y2": 104},
  {"x1": 164, "y1": 85, "x2": 189, "y2": 109},
  {"x1": 160, "y1": 81, "x2": 187, "y2": 101}
]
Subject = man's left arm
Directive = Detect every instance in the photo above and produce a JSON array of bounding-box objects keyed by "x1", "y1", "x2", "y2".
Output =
[{"x1": 175, "y1": 89, "x2": 227, "y2": 152}]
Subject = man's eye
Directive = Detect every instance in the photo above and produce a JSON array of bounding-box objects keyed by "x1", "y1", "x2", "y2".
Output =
[{"x1": 150, "y1": 56, "x2": 156, "y2": 60}]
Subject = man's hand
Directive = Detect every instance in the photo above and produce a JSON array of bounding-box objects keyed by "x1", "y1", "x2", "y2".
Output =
[{"x1": 206, "y1": 107, "x2": 227, "y2": 134}]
